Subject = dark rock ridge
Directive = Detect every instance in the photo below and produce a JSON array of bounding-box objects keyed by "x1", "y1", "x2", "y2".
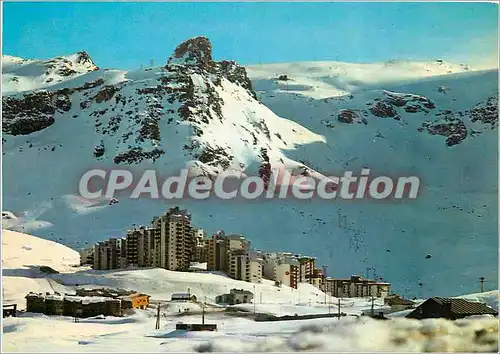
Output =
[
  {"x1": 113, "y1": 147, "x2": 164, "y2": 164},
  {"x1": 337, "y1": 109, "x2": 368, "y2": 125},
  {"x1": 416, "y1": 94, "x2": 498, "y2": 147},
  {"x1": 419, "y1": 112, "x2": 468, "y2": 147},
  {"x1": 3, "y1": 79, "x2": 105, "y2": 135},
  {"x1": 368, "y1": 91, "x2": 436, "y2": 120},
  {"x1": 369, "y1": 101, "x2": 399, "y2": 119},
  {"x1": 258, "y1": 148, "x2": 272, "y2": 190},
  {"x1": 470, "y1": 94, "x2": 498, "y2": 128}
]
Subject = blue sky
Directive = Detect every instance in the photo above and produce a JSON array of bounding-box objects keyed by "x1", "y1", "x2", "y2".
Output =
[{"x1": 3, "y1": 2, "x2": 498, "y2": 69}]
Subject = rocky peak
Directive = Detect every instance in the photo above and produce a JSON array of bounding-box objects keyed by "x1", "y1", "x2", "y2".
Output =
[
  {"x1": 167, "y1": 36, "x2": 214, "y2": 70},
  {"x1": 75, "y1": 51, "x2": 98, "y2": 69}
]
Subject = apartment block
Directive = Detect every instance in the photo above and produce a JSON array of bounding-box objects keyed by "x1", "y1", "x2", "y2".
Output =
[
  {"x1": 126, "y1": 229, "x2": 140, "y2": 267},
  {"x1": 324, "y1": 275, "x2": 391, "y2": 298},
  {"x1": 206, "y1": 230, "x2": 228, "y2": 272},
  {"x1": 307, "y1": 268, "x2": 324, "y2": 290},
  {"x1": 297, "y1": 256, "x2": 316, "y2": 284},
  {"x1": 207, "y1": 231, "x2": 249, "y2": 273},
  {"x1": 151, "y1": 216, "x2": 162, "y2": 267},
  {"x1": 156, "y1": 207, "x2": 194, "y2": 271},
  {"x1": 192, "y1": 228, "x2": 207, "y2": 264},
  {"x1": 228, "y1": 248, "x2": 250, "y2": 281},
  {"x1": 276, "y1": 263, "x2": 299, "y2": 289},
  {"x1": 117, "y1": 238, "x2": 127, "y2": 268},
  {"x1": 248, "y1": 251, "x2": 263, "y2": 284},
  {"x1": 92, "y1": 238, "x2": 124, "y2": 270},
  {"x1": 137, "y1": 227, "x2": 155, "y2": 267},
  {"x1": 79, "y1": 247, "x2": 94, "y2": 266},
  {"x1": 262, "y1": 252, "x2": 299, "y2": 288}
]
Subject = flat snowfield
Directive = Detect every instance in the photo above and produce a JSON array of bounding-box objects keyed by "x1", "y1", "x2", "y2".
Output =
[
  {"x1": 2, "y1": 230, "x2": 498, "y2": 352},
  {"x1": 246, "y1": 60, "x2": 473, "y2": 99}
]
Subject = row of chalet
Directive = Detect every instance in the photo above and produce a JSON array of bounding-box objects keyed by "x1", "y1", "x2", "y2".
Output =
[
  {"x1": 25, "y1": 288, "x2": 150, "y2": 317},
  {"x1": 170, "y1": 289, "x2": 255, "y2": 306}
]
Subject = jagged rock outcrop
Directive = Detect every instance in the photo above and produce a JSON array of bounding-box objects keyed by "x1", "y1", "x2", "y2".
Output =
[
  {"x1": 368, "y1": 91, "x2": 436, "y2": 120},
  {"x1": 419, "y1": 112, "x2": 468, "y2": 147},
  {"x1": 470, "y1": 94, "x2": 498, "y2": 128},
  {"x1": 3, "y1": 92, "x2": 57, "y2": 135},
  {"x1": 370, "y1": 101, "x2": 399, "y2": 119},
  {"x1": 166, "y1": 37, "x2": 257, "y2": 100},
  {"x1": 258, "y1": 148, "x2": 272, "y2": 190},
  {"x1": 337, "y1": 109, "x2": 368, "y2": 125},
  {"x1": 167, "y1": 36, "x2": 214, "y2": 71}
]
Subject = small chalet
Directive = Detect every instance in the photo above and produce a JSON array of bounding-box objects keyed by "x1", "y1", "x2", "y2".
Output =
[
  {"x1": 384, "y1": 294, "x2": 415, "y2": 312},
  {"x1": 406, "y1": 297, "x2": 498, "y2": 320},
  {"x1": 216, "y1": 289, "x2": 254, "y2": 305},
  {"x1": 171, "y1": 293, "x2": 197, "y2": 302}
]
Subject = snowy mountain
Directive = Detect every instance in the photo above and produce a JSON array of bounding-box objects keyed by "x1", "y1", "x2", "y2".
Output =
[
  {"x1": 2, "y1": 37, "x2": 498, "y2": 298},
  {"x1": 2, "y1": 37, "x2": 322, "y2": 176},
  {"x1": 246, "y1": 59, "x2": 473, "y2": 99},
  {"x1": 2, "y1": 52, "x2": 98, "y2": 93}
]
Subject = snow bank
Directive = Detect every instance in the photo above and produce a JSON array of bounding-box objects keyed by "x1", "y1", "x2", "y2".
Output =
[
  {"x1": 2, "y1": 229, "x2": 80, "y2": 307},
  {"x1": 163, "y1": 317, "x2": 498, "y2": 352}
]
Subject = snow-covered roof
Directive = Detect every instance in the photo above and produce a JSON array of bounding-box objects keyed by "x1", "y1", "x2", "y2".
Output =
[
  {"x1": 189, "y1": 262, "x2": 207, "y2": 271},
  {"x1": 65, "y1": 296, "x2": 115, "y2": 304},
  {"x1": 171, "y1": 293, "x2": 194, "y2": 299}
]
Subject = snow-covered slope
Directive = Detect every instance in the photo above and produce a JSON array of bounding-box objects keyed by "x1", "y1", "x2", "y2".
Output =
[
  {"x1": 2, "y1": 229, "x2": 80, "y2": 307},
  {"x1": 2, "y1": 37, "x2": 498, "y2": 298},
  {"x1": 246, "y1": 60, "x2": 473, "y2": 99},
  {"x1": 245, "y1": 63, "x2": 498, "y2": 298},
  {"x1": 2, "y1": 52, "x2": 99, "y2": 93}
]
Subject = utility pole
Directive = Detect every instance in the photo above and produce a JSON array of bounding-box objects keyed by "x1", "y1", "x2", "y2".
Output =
[
  {"x1": 370, "y1": 296, "x2": 375, "y2": 317},
  {"x1": 337, "y1": 298, "x2": 341, "y2": 321},
  {"x1": 253, "y1": 285, "x2": 256, "y2": 315},
  {"x1": 323, "y1": 265, "x2": 328, "y2": 305},
  {"x1": 202, "y1": 297, "x2": 205, "y2": 325},
  {"x1": 479, "y1": 277, "x2": 485, "y2": 293},
  {"x1": 155, "y1": 303, "x2": 161, "y2": 330}
]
